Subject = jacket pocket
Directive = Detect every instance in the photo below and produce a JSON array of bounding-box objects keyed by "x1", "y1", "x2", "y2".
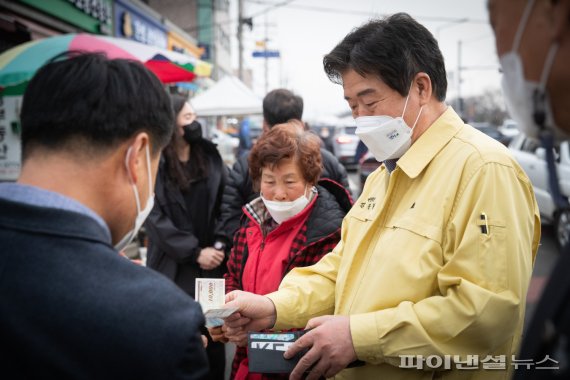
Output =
[
  {"x1": 477, "y1": 218, "x2": 507, "y2": 292},
  {"x1": 348, "y1": 205, "x2": 376, "y2": 223},
  {"x1": 389, "y1": 215, "x2": 443, "y2": 245},
  {"x1": 363, "y1": 215, "x2": 443, "y2": 304}
]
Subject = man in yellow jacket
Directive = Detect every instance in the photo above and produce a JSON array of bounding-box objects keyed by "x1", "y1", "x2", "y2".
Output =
[{"x1": 224, "y1": 13, "x2": 541, "y2": 380}]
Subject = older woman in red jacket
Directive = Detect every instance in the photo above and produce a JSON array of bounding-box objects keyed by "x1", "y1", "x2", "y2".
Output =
[{"x1": 213, "y1": 121, "x2": 352, "y2": 380}]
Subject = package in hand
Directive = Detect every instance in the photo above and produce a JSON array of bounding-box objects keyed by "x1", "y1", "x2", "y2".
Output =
[{"x1": 195, "y1": 278, "x2": 237, "y2": 327}]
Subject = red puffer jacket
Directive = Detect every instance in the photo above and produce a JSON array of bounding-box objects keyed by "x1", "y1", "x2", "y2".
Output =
[{"x1": 224, "y1": 179, "x2": 352, "y2": 380}]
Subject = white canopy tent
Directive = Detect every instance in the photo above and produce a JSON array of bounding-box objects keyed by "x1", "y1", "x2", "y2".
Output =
[{"x1": 190, "y1": 76, "x2": 262, "y2": 116}]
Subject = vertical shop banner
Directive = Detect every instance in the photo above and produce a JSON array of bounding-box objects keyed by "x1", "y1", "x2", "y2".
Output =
[
  {"x1": 0, "y1": 96, "x2": 22, "y2": 181},
  {"x1": 114, "y1": 0, "x2": 167, "y2": 49}
]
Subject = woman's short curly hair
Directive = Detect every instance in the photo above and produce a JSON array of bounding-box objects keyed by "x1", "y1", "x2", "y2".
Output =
[{"x1": 249, "y1": 121, "x2": 323, "y2": 192}]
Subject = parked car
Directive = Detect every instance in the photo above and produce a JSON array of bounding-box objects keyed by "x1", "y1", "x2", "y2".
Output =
[
  {"x1": 358, "y1": 151, "x2": 381, "y2": 193},
  {"x1": 310, "y1": 116, "x2": 359, "y2": 169},
  {"x1": 471, "y1": 122, "x2": 511, "y2": 146},
  {"x1": 509, "y1": 134, "x2": 570, "y2": 249},
  {"x1": 499, "y1": 118, "x2": 520, "y2": 143},
  {"x1": 211, "y1": 129, "x2": 239, "y2": 166},
  {"x1": 332, "y1": 125, "x2": 359, "y2": 167}
]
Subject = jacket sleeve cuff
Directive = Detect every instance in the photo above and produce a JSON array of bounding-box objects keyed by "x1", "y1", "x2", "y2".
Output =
[
  {"x1": 350, "y1": 312, "x2": 383, "y2": 363},
  {"x1": 266, "y1": 290, "x2": 301, "y2": 330},
  {"x1": 188, "y1": 246, "x2": 201, "y2": 264}
]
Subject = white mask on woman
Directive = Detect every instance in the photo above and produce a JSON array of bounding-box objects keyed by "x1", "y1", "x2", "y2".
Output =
[
  {"x1": 115, "y1": 144, "x2": 155, "y2": 251},
  {"x1": 261, "y1": 186, "x2": 311, "y2": 224},
  {"x1": 355, "y1": 86, "x2": 423, "y2": 162}
]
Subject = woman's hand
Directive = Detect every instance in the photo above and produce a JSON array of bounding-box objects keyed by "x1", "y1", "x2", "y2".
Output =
[
  {"x1": 208, "y1": 326, "x2": 229, "y2": 343},
  {"x1": 197, "y1": 247, "x2": 224, "y2": 270}
]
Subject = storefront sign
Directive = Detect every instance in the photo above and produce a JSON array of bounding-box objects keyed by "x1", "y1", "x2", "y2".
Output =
[
  {"x1": 167, "y1": 31, "x2": 201, "y2": 58},
  {"x1": 19, "y1": 0, "x2": 112, "y2": 34},
  {"x1": 198, "y1": 43, "x2": 210, "y2": 60},
  {"x1": 67, "y1": 0, "x2": 112, "y2": 34},
  {"x1": 114, "y1": 0, "x2": 167, "y2": 49}
]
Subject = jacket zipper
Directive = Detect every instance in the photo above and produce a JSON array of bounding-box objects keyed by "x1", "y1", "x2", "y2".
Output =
[{"x1": 251, "y1": 236, "x2": 266, "y2": 292}]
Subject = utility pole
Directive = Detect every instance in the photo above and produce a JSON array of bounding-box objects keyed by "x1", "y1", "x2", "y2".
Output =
[
  {"x1": 237, "y1": 0, "x2": 244, "y2": 80},
  {"x1": 264, "y1": 13, "x2": 269, "y2": 94}
]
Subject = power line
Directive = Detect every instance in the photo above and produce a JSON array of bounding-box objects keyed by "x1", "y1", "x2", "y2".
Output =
[
  {"x1": 246, "y1": 0, "x2": 488, "y2": 24},
  {"x1": 247, "y1": 0, "x2": 296, "y2": 19},
  {"x1": 183, "y1": 0, "x2": 295, "y2": 33},
  {"x1": 462, "y1": 32, "x2": 494, "y2": 44},
  {"x1": 183, "y1": 1, "x2": 486, "y2": 37}
]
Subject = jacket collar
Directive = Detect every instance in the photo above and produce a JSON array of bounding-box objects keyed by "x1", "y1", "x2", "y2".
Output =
[
  {"x1": 0, "y1": 197, "x2": 113, "y2": 246},
  {"x1": 397, "y1": 106, "x2": 464, "y2": 179}
]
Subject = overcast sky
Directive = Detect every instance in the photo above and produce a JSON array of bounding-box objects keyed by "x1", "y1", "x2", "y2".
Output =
[{"x1": 231, "y1": 0, "x2": 500, "y2": 120}]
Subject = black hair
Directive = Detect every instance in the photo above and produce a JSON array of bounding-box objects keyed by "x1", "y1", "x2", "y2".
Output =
[
  {"x1": 21, "y1": 51, "x2": 173, "y2": 159},
  {"x1": 262, "y1": 89, "x2": 304, "y2": 128},
  {"x1": 170, "y1": 94, "x2": 187, "y2": 119},
  {"x1": 323, "y1": 13, "x2": 447, "y2": 101},
  {"x1": 163, "y1": 94, "x2": 208, "y2": 190}
]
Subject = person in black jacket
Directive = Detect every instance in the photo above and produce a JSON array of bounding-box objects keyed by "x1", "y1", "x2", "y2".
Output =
[
  {"x1": 489, "y1": 1, "x2": 570, "y2": 378},
  {"x1": 0, "y1": 52, "x2": 208, "y2": 379},
  {"x1": 145, "y1": 94, "x2": 227, "y2": 380},
  {"x1": 215, "y1": 89, "x2": 352, "y2": 248}
]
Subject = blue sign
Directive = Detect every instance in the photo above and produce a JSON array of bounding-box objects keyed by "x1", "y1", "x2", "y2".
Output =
[
  {"x1": 114, "y1": 0, "x2": 167, "y2": 48},
  {"x1": 198, "y1": 43, "x2": 211, "y2": 60},
  {"x1": 252, "y1": 50, "x2": 280, "y2": 58}
]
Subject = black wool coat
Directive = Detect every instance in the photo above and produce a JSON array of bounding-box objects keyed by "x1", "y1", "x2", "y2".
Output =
[{"x1": 145, "y1": 138, "x2": 228, "y2": 297}]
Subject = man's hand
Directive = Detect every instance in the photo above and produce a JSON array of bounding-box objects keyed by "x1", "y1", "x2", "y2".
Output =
[
  {"x1": 285, "y1": 315, "x2": 357, "y2": 380},
  {"x1": 197, "y1": 247, "x2": 224, "y2": 270},
  {"x1": 223, "y1": 290, "x2": 277, "y2": 346}
]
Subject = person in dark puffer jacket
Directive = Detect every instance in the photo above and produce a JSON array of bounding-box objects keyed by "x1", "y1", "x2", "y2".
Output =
[{"x1": 209, "y1": 122, "x2": 352, "y2": 380}]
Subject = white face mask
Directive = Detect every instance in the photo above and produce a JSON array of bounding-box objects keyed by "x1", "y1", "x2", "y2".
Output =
[
  {"x1": 499, "y1": 0, "x2": 566, "y2": 141},
  {"x1": 260, "y1": 186, "x2": 311, "y2": 224},
  {"x1": 114, "y1": 144, "x2": 155, "y2": 251},
  {"x1": 354, "y1": 87, "x2": 424, "y2": 162}
]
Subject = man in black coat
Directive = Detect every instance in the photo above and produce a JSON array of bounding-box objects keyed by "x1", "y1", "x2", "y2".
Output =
[
  {"x1": 215, "y1": 89, "x2": 352, "y2": 248},
  {"x1": 0, "y1": 52, "x2": 208, "y2": 379}
]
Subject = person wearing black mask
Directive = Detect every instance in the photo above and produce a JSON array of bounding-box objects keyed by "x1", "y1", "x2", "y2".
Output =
[{"x1": 145, "y1": 94, "x2": 228, "y2": 380}]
